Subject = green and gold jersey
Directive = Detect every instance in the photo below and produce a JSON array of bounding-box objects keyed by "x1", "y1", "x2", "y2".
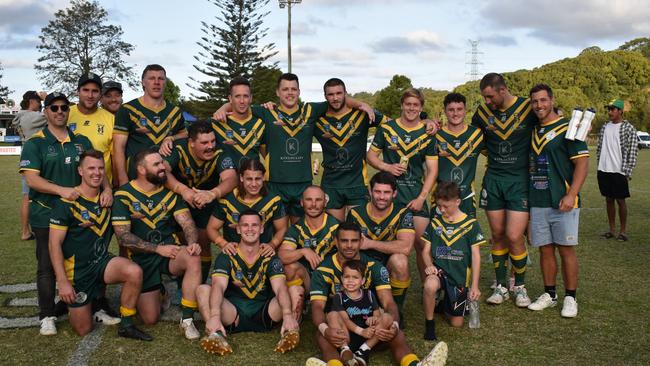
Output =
[
  {"x1": 253, "y1": 103, "x2": 328, "y2": 183},
  {"x1": 282, "y1": 213, "x2": 340, "y2": 259},
  {"x1": 165, "y1": 138, "x2": 236, "y2": 191},
  {"x1": 422, "y1": 214, "x2": 486, "y2": 287},
  {"x1": 211, "y1": 111, "x2": 265, "y2": 167},
  {"x1": 49, "y1": 194, "x2": 112, "y2": 282},
  {"x1": 310, "y1": 253, "x2": 391, "y2": 302},
  {"x1": 212, "y1": 189, "x2": 286, "y2": 244},
  {"x1": 435, "y1": 125, "x2": 484, "y2": 200},
  {"x1": 347, "y1": 203, "x2": 415, "y2": 264},
  {"x1": 112, "y1": 181, "x2": 188, "y2": 261},
  {"x1": 68, "y1": 105, "x2": 115, "y2": 183},
  {"x1": 114, "y1": 98, "x2": 185, "y2": 158},
  {"x1": 315, "y1": 109, "x2": 386, "y2": 188},
  {"x1": 471, "y1": 96, "x2": 536, "y2": 181},
  {"x1": 370, "y1": 118, "x2": 437, "y2": 205},
  {"x1": 530, "y1": 117, "x2": 589, "y2": 209},
  {"x1": 212, "y1": 251, "x2": 285, "y2": 314},
  {"x1": 19, "y1": 127, "x2": 94, "y2": 228}
]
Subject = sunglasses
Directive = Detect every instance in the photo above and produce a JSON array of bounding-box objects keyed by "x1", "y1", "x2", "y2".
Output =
[{"x1": 48, "y1": 105, "x2": 70, "y2": 113}]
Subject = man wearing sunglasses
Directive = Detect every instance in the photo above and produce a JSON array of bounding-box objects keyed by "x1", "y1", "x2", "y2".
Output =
[{"x1": 19, "y1": 92, "x2": 112, "y2": 336}]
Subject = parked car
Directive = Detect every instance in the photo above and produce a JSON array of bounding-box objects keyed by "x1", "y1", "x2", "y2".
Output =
[{"x1": 637, "y1": 131, "x2": 650, "y2": 149}]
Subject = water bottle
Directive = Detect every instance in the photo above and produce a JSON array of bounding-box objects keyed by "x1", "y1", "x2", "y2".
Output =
[{"x1": 468, "y1": 300, "x2": 480, "y2": 329}]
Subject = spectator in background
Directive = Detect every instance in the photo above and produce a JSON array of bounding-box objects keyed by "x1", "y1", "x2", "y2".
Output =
[
  {"x1": 11, "y1": 90, "x2": 47, "y2": 241},
  {"x1": 596, "y1": 99, "x2": 638, "y2": 242}
]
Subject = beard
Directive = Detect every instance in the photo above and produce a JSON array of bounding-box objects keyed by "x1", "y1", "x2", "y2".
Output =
[{"x1": 146, "y1": 171, "x2": 167, "y2": 185}]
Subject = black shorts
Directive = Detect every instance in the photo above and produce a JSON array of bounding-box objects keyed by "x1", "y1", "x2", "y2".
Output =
[
  {"x1": 438, "y1": 272, "x2": 468, "y2": 317},
  {"x1": 227, "y1": 299, "x2": 278, "y2": 333},
  {"x1": 597, "y1": 171, "x2": 630, "y2": 199}
]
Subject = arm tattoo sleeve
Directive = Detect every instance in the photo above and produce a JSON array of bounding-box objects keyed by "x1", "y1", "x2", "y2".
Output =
[
  {"x1": 175, "y1": 211, "x2": 199, "y2": 244},
  {"x1": 113, "y1": 224, "x2": 158, "y2": 253}
]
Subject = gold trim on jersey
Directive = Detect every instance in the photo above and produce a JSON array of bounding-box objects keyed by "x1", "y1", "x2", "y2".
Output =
[
  {"x1": 176, "y1": 145, "x2": 222, "y2": 187},
  {"x1": 381, "y1": 123, "x2": 433, "y2": 159},
  {"x1": 476, "y1": 99, "x2": 532, "y2": 140},
  {"x1": 316, "y1": 109, "x2": 365, "y2": 147},
  {"x1": 114, "y1": 189, "x2": 178, "y2": 229},
  {"x1": 295, "y1": 215, "x2": 338, "y2": 256},
  {"x1": 430, "y1": 215, "x2": 476, "y2": 247},
  {"x1": 229, "y1": 252, "x2": 274, "y2": 299},
  {"x1": 65, "y1": 255, "x2": 75, "y2": 282},
  {"x1": 436, "y1": 128, "x2": 484, "y2": 166},
  {"x1": 350, "y1": 204, "x2": 406, "y2": 241},
  {"x1": 69, "y1": 202, "x2": 111, "y2": 237},
  {"x1": 212, "y1": 117, "x2": 265, "y2": 156},
  {"x1": 123, "y1": 104, "x2": 181, "y2": 144},
  {"x1": 532, "y1": 124, "x2": 568, "y2": 156},
  {"x1": 269, "y1": 104, "x2": 310, "y2": 138}
]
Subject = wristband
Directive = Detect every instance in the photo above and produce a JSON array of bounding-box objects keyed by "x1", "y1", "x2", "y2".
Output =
[{"x1": 318, "y1": 323, "x2": 329, "y2": 336}]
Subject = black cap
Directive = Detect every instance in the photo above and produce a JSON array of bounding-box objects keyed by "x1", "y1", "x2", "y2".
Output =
[
  {"x1": 22, "y1": 90, "x2": 42, "y2": 101},
  {"x1": 77, "y1": 72, "x2": 102, "y2": 89},
  {"x1": 44, "y1": 92, "x2": 70, "y2": 107},
  {"x1": 102, "y1": 81, "x2": 123, "y2": 95}
]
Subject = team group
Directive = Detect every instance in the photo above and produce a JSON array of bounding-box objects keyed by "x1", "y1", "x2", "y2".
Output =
[{"x1": 17, "y1": 64, "x2": 592, "y2": 366}]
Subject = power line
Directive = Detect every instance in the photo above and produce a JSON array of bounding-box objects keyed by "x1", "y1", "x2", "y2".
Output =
[{"x1": 466, "y1": 39, "x2": 483, "y2": 81}]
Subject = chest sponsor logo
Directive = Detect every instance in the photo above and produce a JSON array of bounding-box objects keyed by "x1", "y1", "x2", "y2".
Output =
[
  {"x1": 498, "y1": 141, "x2": 512, "y2": 157},
  {"x1": 336, "y1": 148, "x2": 348, "y2": 164},
  {"x1": 286, "y1": 138, "x2": 299, "y2": 156}
]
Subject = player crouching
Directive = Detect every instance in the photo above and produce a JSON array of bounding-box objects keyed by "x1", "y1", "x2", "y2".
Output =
[
  {"x1": 196, "y1": 209, "x2": 299, "y2": 355},
  {"x1": 49, "y1": 150, "x2": 152, "y2": 340}
]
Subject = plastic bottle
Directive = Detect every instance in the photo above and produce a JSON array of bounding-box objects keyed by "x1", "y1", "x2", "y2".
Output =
[{"x1": 468, "y1": 300, "x2": 480, "y2": 329}]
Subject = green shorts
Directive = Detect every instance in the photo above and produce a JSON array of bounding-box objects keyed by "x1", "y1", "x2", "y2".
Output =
[
  {"x1": 322, "y1": 185, "x2": 367, "y2": 210},
  {"x1": 227, "y1": 298, "x2": 278, "y2": 333},
  {"x1": 479, "y1": 176, "x2": 529, "y2": 212},
  {"x1": 267, "y1": 181, "x2": 311, "y2": 217},
  {"x1": 69, "y1": 255, "x2": 113, "y2": 308},
  {"x1": 190, "y1": 201, "x2": 216, "y2": 229},
  {"x1": 133, "y1": 253, "x2": 172, "y2": 293}
]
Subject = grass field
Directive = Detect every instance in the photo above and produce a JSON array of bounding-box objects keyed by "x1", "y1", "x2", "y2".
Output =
[{"x1": 0, "y1": 149, "x2": 649, "y2": 365}]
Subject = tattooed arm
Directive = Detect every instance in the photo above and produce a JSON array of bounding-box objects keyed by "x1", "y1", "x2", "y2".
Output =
[
  {"x1": 175, "y1": 210, "x2": 201, "y2": 256},
  {"x1": 113, "y1": 223, "x2": 158, "y2": 254}
]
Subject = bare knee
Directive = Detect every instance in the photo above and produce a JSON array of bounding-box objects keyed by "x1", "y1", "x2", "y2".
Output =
[
  {"x1": 449, "y1": 316, "x2": 464, "y2": 328},
  {"x1": 423, "y1": 276, "x2": 439, "y2": 295},
  {"x1": 125, "y1": 263, "x2": 143, "y2": 283},
  {"x1": 72, "y1": 322, "x2": 93, "y2": 336},
  {"x1": 378, "y1": 312, "x2": 393, "y2": 327},
  {"x1": 388, "y1": 254, "x2": 409, "y2": 279}
]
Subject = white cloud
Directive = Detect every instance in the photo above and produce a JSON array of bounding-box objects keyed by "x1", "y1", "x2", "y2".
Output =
[
  {"x1": 480, "y1": 0, "x2": 650, "y2": 45},
  {"x1": 370, "y1": 30, "x2": 446, "y2": 54}
]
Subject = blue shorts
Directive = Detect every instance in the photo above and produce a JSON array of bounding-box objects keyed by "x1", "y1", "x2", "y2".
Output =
[{"x1": 530, "y1": 207, "x2": 580, "y2": 247}]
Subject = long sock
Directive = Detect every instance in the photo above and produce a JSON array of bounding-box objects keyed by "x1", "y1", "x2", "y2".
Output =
[
  {"x1": 424, "y1": 319, "x2": 437, "y2": 340},
  {"x1": 510, "y1": 251, "x2": 528, "y2": 286},
  {"x1": 565, "y1": 289, "x2": 577, "y2": 299},
  {"x1": 544, "y1": 285, "x2": 557, "y2": 298},
  {"x1": 200, "y1": 256, "x2": 212, "y2": 283},
  {"x1": 400, "y1": 353, "x2": 419, "y2": 366},
  {"x1": 181, "y1": 298, "x2": 198, "y2": 319},
  {"x1": 491, "y1": 247, "x2": 509, "y2": 286},
  {"x1": 391, "y1": 278, "x2": 411, "y2": 312},
  {"x1": 119, "y1": 306, "x2": 136, "y2": 328}
]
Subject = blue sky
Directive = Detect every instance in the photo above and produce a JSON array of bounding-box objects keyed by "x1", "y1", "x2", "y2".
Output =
[{"x1": 1, "y1": 0, "x2": 648, "y2": 104}]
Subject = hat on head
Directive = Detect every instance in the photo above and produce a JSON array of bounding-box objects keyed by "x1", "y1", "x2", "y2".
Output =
[
  {"x1": 77, "y1": 72, "x2": 102, "y2": 89},
  {"x1": 22, "y1": 90, "x2": 42, "y2": 101},
  {"x1": 44, "y1": 92, "x2": 70, "y2": 107},
  {"x1": 605, "y1": 98, "x2": 624, "y2": 110},
  {"x1": 101, "y1": 81, "x2": 123, "y2": 95}
]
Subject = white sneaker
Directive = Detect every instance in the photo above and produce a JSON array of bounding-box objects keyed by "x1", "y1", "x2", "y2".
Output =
[
  {"x1": 486, "y1": 284, "x2": 509, "y2": 305},
  {"x1": 180, "y1": 318, "x2": 200, "y2": 339},
  {"x1": 39, "y1": 316, "x2": 57, "y2": 336},
  {"x1": 94, "y1": 309, "x2": 121, "y2": 325},
  {"x1": 513, "y1": 285, "x2": 532, "y2": 307},
  {"x1": 418, "y1": 341, "x2": 448, "y2": 366},
  {"x1": 508, "y1": 276, "x2": 516, "y2": 292},
  {"x1": 528, "y1": 293, "x2": 557, "y2": 311},
  {"x1": 306, "y1": 357, "x2": 327, "y2": 366},
  {"x1": 561, "y1": 296, "x2": 578, "y2": 318}
]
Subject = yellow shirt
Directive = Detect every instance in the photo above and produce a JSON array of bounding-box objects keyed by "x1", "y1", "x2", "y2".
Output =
[{"x1": 68, "y1": 105, "x2": 115, "y2": 182}]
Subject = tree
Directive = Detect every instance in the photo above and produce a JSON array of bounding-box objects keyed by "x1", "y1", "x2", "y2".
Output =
[
  {"x1": 619, "y1": 37, "x2": 650, "y2": 59},
  {"x1": 164, "y1": 78, "x2": 182, "y2": 105},
  {"x1": 374, "y1": 75, "x2": 413, "y2": 119},
  {"x1": 190, "y1": 0, "x2": 278, "y2": 104},
  {"x1": 0, "y1": 61, "x2": 12, "y2": 98},
  {"x1": 34, "y1": 0, "x2": 136, "y2": 96},
  {"x1": 250, "y1": 65, "x2": 282, "y2": 104}
]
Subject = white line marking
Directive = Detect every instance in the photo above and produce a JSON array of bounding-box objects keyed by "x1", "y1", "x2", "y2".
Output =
[{"x1": 66, "y1": 326, "x2": 106, "y2": 366}]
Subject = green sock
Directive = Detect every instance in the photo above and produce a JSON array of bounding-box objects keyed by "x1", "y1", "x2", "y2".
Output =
[
  {"x1": 510, "y1": 251, "x2": 528, "y2": 286},
  {"x1": 491, "y1": 248, "x2": 509, "y2": 286},
  {"x1": 390, "y1": 278, "x2": 411, "y2": 312},
  {"x1": 120, "y1": 315, "x2": 134, "y2": 328}
]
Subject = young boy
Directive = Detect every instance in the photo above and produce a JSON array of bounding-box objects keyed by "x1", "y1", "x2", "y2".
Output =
[
  {"x1": 421, "y1": 182, "x2": 486, "y2": 340},
  {"x1": 328, "y1": 260, "x2": 393, "y2": 366}
]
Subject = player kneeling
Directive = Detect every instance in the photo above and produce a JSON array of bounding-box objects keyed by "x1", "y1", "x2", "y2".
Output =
[
  {"x1": 49, "y1": 150, "x2": 151, "y2": 340},
  {"x1": 421, "y1": 182, "x2": 485, "y2": 340},
  {"x1": 196, "y1": 209, "x2": 299, "y2": 355}
]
